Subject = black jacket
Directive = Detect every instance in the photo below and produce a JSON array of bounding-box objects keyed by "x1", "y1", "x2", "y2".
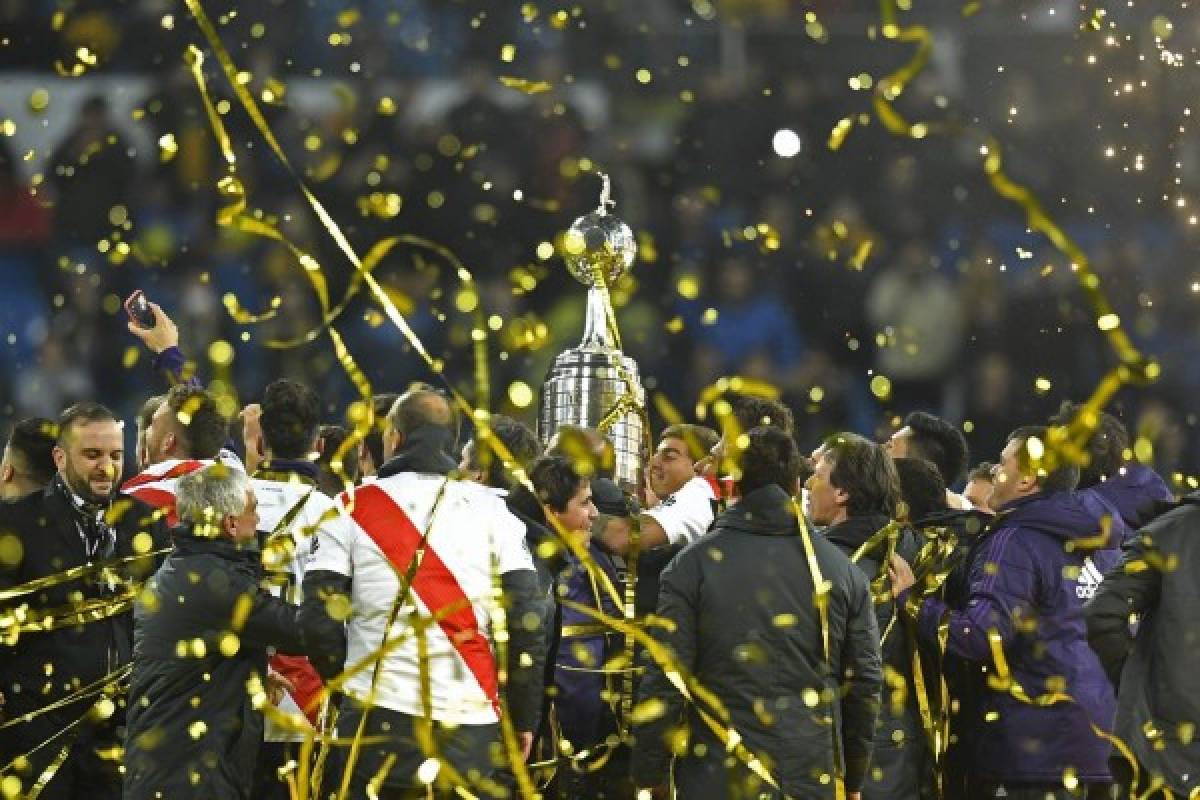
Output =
[
  {"x1": 1085, "y1": 496, "x2": 1200, "y2": 796},
  {"x1": 0, "y1": 481, "x2": 167, "y2": 724},
  {"x1": 632, "y1": 485, "x2": 882, "y2": 798},
  {"x1": 823, "y1": 514, "x2": 928, "y2": 799},
  {"x1": 123, "y1": 529, "x2": 305, "y2": 800}
]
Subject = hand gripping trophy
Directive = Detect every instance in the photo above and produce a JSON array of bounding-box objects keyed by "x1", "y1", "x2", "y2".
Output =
[{"x1": 538, "y1": 174, "x2": 649, "y2": 492}]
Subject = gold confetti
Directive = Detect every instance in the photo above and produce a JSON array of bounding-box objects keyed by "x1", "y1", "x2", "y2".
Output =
[
  {"x1": 28, "y1": 89, "x2": 50, "y2": 113},
  {"x1": 497, "y1": 76, "x2": 553, "y2": 94}
]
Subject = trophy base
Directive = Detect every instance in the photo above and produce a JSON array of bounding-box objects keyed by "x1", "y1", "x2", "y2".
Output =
[{"x1": 539, "y1": 345, "x2": 646, "y2": 492}]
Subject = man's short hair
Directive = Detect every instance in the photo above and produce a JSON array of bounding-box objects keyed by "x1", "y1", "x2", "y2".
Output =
[
  {"x1": 469, "y1": 415, "x2": 542, "y2": 489},
  {"x1": 659, "y1": 423, "x2": 719, "y2": 462},
  {"x1": 546, "y1": 425, "x2": 615, "y2": 479},
  {"x1": 176, "y1": 464, "x2": 251, "y2": 529},
  {"x1": 261, "y1": 379, "x2": 321, "y2": 459},
  {"x1": 529, "y1": 455, "x2": 587, "y2": 513},
  {"x1": 57, "y1": 402, "x2": 120, "y2": 444},
  {"x1": 163, "y1": 385, "x2": 229, "y2": 460},
  {"x1": 363, "y1": 393, "x2": 399, "y2": 469},
  {"x1": 893, "y1": 457, "x2": 948, "y2": 523},
  {"x1": 1049, "y1": 401, "x2": 1129, "y2": 489},
  {"x1": 903, "y1": 411, "x2": 969, "y2": 486},
  {"x1": 1008, "y1": 426, "x2": 1080, "y2": 494},
  {"x1": 823, "y1": 432, "x2": 901, "y2": 518},
  {"x1": 389, "y1": 383, "x2": 457, "y2": 438},
  {"x1": 738, "y1": 426, "x2": 802, "y2": 496},
  {"x1": 136, "y1": 395, "x2": 164, "y2": 434},
  {"x1": 728, "y1": 394, "x2": 794, "y2": 435},
  {"x1": 317, "y1": 425, "x2": 360, "y2": 482},
  {"x1": 7, "y1": 417, "x2": 57, "y2": 485},
  {"x1": 967, "y1": 462, "x2": 995, "y2": 483}
]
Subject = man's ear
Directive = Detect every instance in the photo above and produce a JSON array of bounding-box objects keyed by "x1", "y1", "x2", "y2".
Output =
[
  {"x1": 222, "y1": 513, "x2": 238, "y2": 539},
  {"x1": 315, "y1": 436, "x2": 326, "y2": 457},
  {"x1": 833, "y1": 485, "x2": 850, "y2": 509},
  {"x1": 1, "y1": 464, "x2": 13, "y2": 484},
  {"x1": 163, "y1": 432, "x2": 177, "y2": 457},
  {"x1": 53, "y1": 445, "x2": 67, "y2": 472}
]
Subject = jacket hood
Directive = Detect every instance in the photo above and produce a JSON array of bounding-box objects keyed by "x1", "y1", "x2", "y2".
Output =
[
  {"x1": 822, "y1": 512, "x2": 893, "y2": 554},
  {"x1": 1090, "y1": 463, "x2": 1174, "y2": 530},
  {"x1": 170, "y1": 526, "x2": 263, "y2": 568},
  {"x1": 915, "y1": 507, "x2": 992, "y2": 539},
  {"x1": 254, "y1": 458, "x2": 320, "y2": 482},
  {"x1": 377, "y1": 425, "x2": 457, "y2": 478},
  {"x1": 997, "y1": 490, "x2": 1126, "y2": 549},
  {"x1": 714, "y1": 484, "x2": 804, "y2": 536}
]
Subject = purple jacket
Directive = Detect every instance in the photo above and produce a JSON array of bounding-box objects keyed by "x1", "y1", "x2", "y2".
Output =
[
  {"x1": 1085, "y1": 463, "x2": 1173, "y2": 535},
  {"x1": 912, "y1": 490, "x2": 1126, "y2": 783}
]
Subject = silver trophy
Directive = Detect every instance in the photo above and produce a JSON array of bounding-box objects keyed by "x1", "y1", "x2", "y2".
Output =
[{"x1": 539, "y1": 175, "x2": 647, "y2": 491}]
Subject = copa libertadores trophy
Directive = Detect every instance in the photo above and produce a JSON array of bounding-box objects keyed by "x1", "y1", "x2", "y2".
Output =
[{"x1": 539, "y1": 174, "x2": 647, "y2": 492}]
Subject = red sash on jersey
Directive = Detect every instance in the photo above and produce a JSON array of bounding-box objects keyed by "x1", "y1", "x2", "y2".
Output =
[
  {"x1": 121, "y1": 459, "x2": 209, "y2": 526},
  {"x1": 348, "y1": 483, "x2": 501, "y2": 717}
]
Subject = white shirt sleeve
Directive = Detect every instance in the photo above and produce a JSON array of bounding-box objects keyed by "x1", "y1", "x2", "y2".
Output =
[
  {"x1": 643, "y1": 477, "x2": 716, "y2": 546},
  {"x1": 492, "y1": 500, "x2": 535, "y2": 575},
  {"x1": 304, "y1": 499, "x2": 357, "y2": 577}
]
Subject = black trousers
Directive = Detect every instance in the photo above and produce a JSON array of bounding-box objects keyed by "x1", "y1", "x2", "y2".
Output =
[
  {"x1": 1111, "y1": 756, "x2": 1174, "y2": 800},
  {"x1": 254, "y1": 741, "x2": 298, "y2": 800},
  {"x1": 966, "y1": 778, "x2": 1111, "y2": 800},
  {"x1": 0, "y1": 709, "x2": 122, "y2": 800},
  {"x1": 326, "y1": 704, "x2": 500, "y2": 800}
]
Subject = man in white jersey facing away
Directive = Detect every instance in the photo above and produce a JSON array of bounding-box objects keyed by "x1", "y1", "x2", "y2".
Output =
[
  {"x1": 244, "y1": 378, "x2": 334, "y2": 799},
  {"x1": 299, "y1": 386, "x2": 548, "y2": 798}
]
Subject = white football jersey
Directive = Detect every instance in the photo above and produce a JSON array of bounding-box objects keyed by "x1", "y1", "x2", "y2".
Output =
[{"x1": 306, "y1": 473, "x2": 534, "y2": 725}]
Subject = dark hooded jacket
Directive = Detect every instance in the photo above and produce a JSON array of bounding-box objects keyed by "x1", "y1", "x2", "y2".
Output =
[
  {"x1": 0, "y1": 480, "x2": 168, "y2": 793},
  {"x1": 1086, "y1": 494, "x2": 1200, "y2": 796},
  {"x1": 123, "y1": 527, "x2": 305, "y2": 800},
  {"x1": 632, "y1": 485, "x2": 882, "y2": 798},
  {"x1": 909, "y1": 490, "x2": 1126, "y2": 783},
  {"x1": 823, "y1": 514, "x2": 928, "y2": 800},
  {"x1": 0, "y1": 481, "x2": 167, "y2": 713},
  {"x1": 908, "y1": 507, "x2": 993, "y2": 800},
  {"x1": 1085, "y1": 462, "x2": 1174, "y2": 537}
]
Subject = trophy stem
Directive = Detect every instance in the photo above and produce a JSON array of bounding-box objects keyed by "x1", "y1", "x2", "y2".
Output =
[{"x1": 579, "y1": 286, "x2": 617, "y2": 351}]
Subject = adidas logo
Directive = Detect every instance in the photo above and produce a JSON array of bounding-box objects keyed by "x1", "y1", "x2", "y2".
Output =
[{"x1": 1076, "y1": 556, "x2": 1105, "y2": 600}]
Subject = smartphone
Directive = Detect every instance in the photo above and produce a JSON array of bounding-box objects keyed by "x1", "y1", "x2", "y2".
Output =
[{"x1": 124, "y1": 290, "x2": 157, "y2": 329}]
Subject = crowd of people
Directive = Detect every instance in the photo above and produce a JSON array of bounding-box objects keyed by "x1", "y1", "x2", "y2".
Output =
[
  {"x1": 0, "y1": 300, "x2": 1196, "y2": 800},
  {"x1": 4, "y1": 2, "x2": 1200, "y2": 478}
]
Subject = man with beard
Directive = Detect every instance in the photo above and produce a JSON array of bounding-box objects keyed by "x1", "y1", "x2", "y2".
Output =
[
  {"x1": 0, "y1": 403, "x2": 168, "y2": 799},
  {"x1": 120, "y1": 383, "x2": 236, "y2": 525}
]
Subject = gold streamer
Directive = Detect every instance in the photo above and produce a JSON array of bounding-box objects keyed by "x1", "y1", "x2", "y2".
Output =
[{"x1": 867, "y1": 0, "x2": 1160, "y2": 472}]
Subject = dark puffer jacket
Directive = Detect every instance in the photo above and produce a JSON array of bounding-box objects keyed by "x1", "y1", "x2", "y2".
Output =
[
  {"x1": 632, "y1": 484, "x2": 882, "y2": 798},
  {"x1": 1086, "y1": 495, "x2": 1200, "y2": 797},
  {"x1": 1086, "y1": 462, "x2": 1174, "y2": 536},
  {"x1": 823, "y1": 514, "x2": 928, "y2": 800},
  {"x1": 123, "y1": 529, "x2": 305, "y2": 800}
]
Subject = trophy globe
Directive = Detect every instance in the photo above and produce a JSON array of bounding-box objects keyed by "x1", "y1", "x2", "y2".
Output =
[{"x1": 538, "y1": 175, "x2": 647, "y2": 491}]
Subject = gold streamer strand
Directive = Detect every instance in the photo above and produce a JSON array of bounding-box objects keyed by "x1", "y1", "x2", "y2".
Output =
[{"x1": 866, "y1": 0, "x2": 1159, "y2": 471}]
